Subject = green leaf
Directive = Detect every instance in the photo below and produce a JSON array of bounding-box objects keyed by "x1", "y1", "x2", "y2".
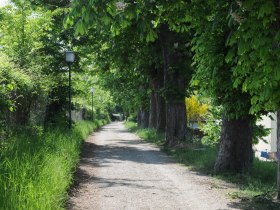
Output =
[
  {"x1": 75, "y1": 20, "x2": 85, "y2": 35},
  {"x1": 102, "y1": 15, "x2": 111, "y2": 25},
  {"x1": 6, "y1": 83, "x2": 14, "y2": 90},
  {"x1": 146, "y1": 30, "x2": 157, "y2": 42},
  {"x1": 225, "y1": 49, "x2": 235, "y2": 63},
  {"x1": 63, "y1": 16, "x2": 74, "y2": 28},
  {"x1": 258, "y1": 1, "x2": 275, "y2": 19},
  {"x1": 227, "y1": 31, "x2": 237, "y2": 46},
  {"x1": 9, "y1": 106, "x2": 14, "y2": 112},
  {"x1": 238, "y1": 40, "x2": 249, "y2": 55},
  {"x1": 274, "y1": 66, "x2": 280, "y2": 80}
]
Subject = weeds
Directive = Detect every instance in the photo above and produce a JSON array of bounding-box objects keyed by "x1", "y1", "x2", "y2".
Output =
[{"x1": 0, "y1": 120, "x2": 107, "y2": 210}]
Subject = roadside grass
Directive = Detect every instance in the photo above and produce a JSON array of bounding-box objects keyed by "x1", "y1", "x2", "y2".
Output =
[
  {"x1": 125, "y1": 121, "x2": 279, "y2": 208},
  {"x1": 124, "y1": 121, "x2": 217, "y2": 172},
  {"x1": 0, "y1": 120, "x2": 107, "y2": 210},
  {"x1": 124, "y1": 121, "x2": 138, "y2": 132}
]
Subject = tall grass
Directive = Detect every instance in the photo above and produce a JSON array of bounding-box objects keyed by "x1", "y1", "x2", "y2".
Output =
[{"x1": 0, "y1": 120, "x2": 107, "y2": 210}]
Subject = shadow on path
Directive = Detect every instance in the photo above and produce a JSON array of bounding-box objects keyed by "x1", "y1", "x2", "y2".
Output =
[{"x1": 67, "y1": 122, "x2": 280, "y2": 210}]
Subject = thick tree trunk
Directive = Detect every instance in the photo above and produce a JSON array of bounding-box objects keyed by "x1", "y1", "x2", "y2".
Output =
[
  {"x1": 165, "y1": 102, "x2": 187, "y2": 146},
  {"x1": 141, "y1": 108, "x2": 149, "y2": 128},
  {"x1": 155, "y1": 69, "x2": 166, "y2": 132},
  {"x1": 137, "y1": 107, "x2": 149, "y2": 128},
  {"x1": 148, "y1": 83, "x2": 157, "y2": 129},
  {"x1": 214, "y1": 116, "x2": 253, "y2": 173},
  {"x1": 156, "y1": 93, "x2": 166, "y2": 132},
  {"x1": 277, "y1": 110, "x2": 280, "y2": 199},
  {"x1": 159, "y1": 24, "x2": 188, "y2": 147},
  {"x1": 148, "y1": 62, "x2": 166, "y2": 132}
]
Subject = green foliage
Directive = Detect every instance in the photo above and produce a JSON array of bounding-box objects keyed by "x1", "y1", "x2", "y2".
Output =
[
  {"x1": 0, "y1": 1, "x2": 113, "y2": 128},
  {"x1": 124, "y1": 121, "x2": 138, "y2": 132},
  {"x1": 223, "y1": 0, "x2": 280, "y2": 113},
  {"x1": 220, "y1": 159, "x2": 278, "y2": 206},
  {"x1": 66, "y1": 0, "x2": 195, "y2": 117},
  {"x1": 169, "y1": 147, "x2": 218, "y2": 172},
  {"x1": 0, "y1": 120, "x2": 107, "y2": 210},
  {"x1": 0, "y1": 54, "x2": 16, "y2": 113},
  {"x1": 0, "y1": 2, "x2": 55, "y2": 127},
  {"x1": 201, "y1": 106, "x2": 222, "y2": 146},
  {"x1": 252, "y1": 123, "x2": 271, "y2": 145},
  {"x1": 136, "y1": 128, "x2": 165, "y2": 146},
  {"x1": 72, "y1": 74, "x2": 114, "y2": 117},
  {"x1": 190, "y1": 0, "x2": 254, "y2": 120},
  {"x1": 200, "y1": 105, "x2": 271, "y2": 146}
]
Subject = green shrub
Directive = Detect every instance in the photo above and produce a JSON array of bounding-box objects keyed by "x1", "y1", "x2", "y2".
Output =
[
  {"x1": 125, "y1": 121, "x2": 138, "y2": 132},
  {"x1": 201, "y1": 106, "x2": 222, "y2": 146}
]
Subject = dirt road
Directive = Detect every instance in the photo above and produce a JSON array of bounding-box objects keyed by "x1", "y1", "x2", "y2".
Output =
[{"x1": 67, "y1": 122, "x2": 239, "y2": 210}]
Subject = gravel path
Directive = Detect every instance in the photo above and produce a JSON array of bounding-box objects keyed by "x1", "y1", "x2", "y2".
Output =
[{"x1": 67, "y1": 122, "x2": 240, "y2": 210}]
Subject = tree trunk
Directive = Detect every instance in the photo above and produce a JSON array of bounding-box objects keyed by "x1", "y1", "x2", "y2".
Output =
[
  {"x1": 137, "y1": 110, "x2": 142, "y2": 126},
  {"x1": 141, "y1": 108, "x2": 149, "y2": 128},
  {"x1": 137, "y1": 107, "x2": 149, "y2": 128},
  {"x1": 277, "y1": 109, "x2": 280, "y2": 199},
  {"x1": 156, "y1": 92, "x2": 166, "y2": 132},
  {"x1": 165, "y1": 102, "x2": 187, "y2": 146},
  {"x1": 214, "y1": 116, "x2": 253, "y2": 173},
  {"x1": 148, "y1": 83, "x2": 157, "y2": 129},
  {"x1": 159, "y1": 24, "x2": 188, "y2": 147},
  {"x1": 155, "y1": 68, "x2": 166, "y2": 132}
]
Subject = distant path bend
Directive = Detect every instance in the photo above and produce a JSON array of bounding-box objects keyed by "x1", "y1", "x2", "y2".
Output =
[{"x1": 67, "y1": 122, "x2": 239, "y2": 210}]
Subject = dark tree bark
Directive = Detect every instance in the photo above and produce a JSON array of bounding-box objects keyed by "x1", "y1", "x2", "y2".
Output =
[
  {"x1": 137, "y1": 107, "x2": 149, "y2": 128},
  {"x1": 159, "y1": 24, "x2": 189, "y2": 147},
  {"x1": 137, "y1": 110, "x2": 142, "y2": 127},
  {"x1": 214, "y1": 116, "x2": 253, "y2": 173},
  {"x1": 148, "y1": 62, "x2": 166, "y2": 131},
  {"x1": 148, "y1": 83, "x2": 157, "y2": 129},
  {"x1": 277, "y1": 109, "x2": 280, "y2": 199},
  {"x1": 141, "y1": 108, "x2": 149, "y2": 128},
  {"x1": 156, "y1": 92, "x2": 166, "y2": 132},
  {"x1": 155, "y1": 67, "x2": 166, "y2": 133}
]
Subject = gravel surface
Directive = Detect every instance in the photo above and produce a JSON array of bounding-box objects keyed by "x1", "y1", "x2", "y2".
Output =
[{"x1": 67, "y1": 122, "x2": 240, "y2": 210}]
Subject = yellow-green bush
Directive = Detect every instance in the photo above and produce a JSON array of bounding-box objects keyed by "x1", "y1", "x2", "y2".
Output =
[{"x1": 185, "y1": 95, "x2": 208, "y2": 127}]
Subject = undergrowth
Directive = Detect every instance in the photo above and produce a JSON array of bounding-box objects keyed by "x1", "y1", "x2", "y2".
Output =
[
  {"x1": 0, "y1": 120, "x2": 107, "y2": 210},
  {"x1": 125, "y1": 121, "x2": 279, "y2": 208}
]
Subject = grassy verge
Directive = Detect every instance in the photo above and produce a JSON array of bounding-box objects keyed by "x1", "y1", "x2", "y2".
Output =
[
  {"x1": 125, "y1": 121, "x2": 217, "y2": 171},
  {"x1": 125, "y1": 121, "x2": 280, "y2": 209},
  {"x1": 0, "y1": 120, "x2": 107, "y2": 210}
]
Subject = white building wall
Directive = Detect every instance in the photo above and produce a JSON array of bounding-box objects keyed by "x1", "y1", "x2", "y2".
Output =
[
  {"x1": 254, "y1": 113, "x2": 277, "y2": 160},
  {"x1": 270, "y1": 113, "x2": 277, "y2": 152}
]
